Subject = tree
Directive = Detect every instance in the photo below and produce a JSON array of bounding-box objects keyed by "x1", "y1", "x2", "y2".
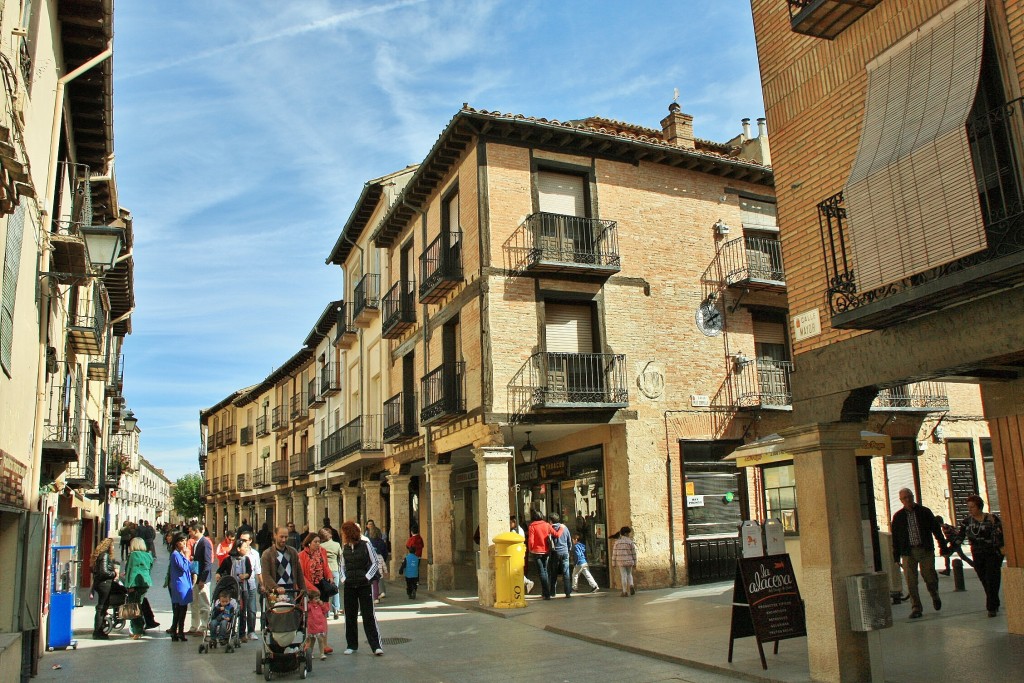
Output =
[{"x1": 172, "y1": 473, "x2": 205, "y2": 521}]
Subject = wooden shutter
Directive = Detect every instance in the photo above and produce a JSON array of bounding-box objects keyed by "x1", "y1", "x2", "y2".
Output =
[
  {"x1": 1, "y1": 204, "x2": 26, "y2": 374},
  {"x1": 844, "y1": 0, "x2": 987, "y2": 290},
  {"x1": 537, "y1": 172, "x2": 585, "y2": 217},
  {"x1": 545, "y1": 303, "x2": 592, "y2": 353}
]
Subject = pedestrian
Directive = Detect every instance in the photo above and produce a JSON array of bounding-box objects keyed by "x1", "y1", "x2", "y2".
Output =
[
  {"x1": 237, "y1": 518, "x2": 254, "y2": 539},
  {"x1": 527, "y1": 509, "x2": 553, "y2": 599},
  {"x1": 188, "y1": 521, "x2": 214, "y2": 635},
  {"x1": 208, "y1": 591, "x2": 237, "y2": 645},
  {"x1": 611, "y1": 526, "x2": 636, "y2": 597},
  {"x1": 256, "y1": 521, "x2": 273, "y2": 552},
  {"x1": 934, "y1": 516, "x2": 953, "y2": 575},
  {"x1": 118, "y1": 523, "x2": 133, "y2": 563},
  {"x1": 304, "y1": 588, "x2": 331, "y2": 660},
  {"x1": 168, "y1": 532, "x2": 194, "y2": 641},
  {"x1": 236, "y1": 530, "x2": 262, "y2": 640},
  {"x1": 571, "y1": 533, "x2": 599, "y2": 593},
  {"x1": 339, "y1": 521, "x2": 384, "y2": 656},
  {"x1": 406, "y1": 526, "x2": 424, "y2": 557},
  {"x1": 891, "y1": 488, "x2": 944, "y2": 619},
  {"x1": 946, "y1": 494, "x2": 1005, "y2": 617},
  {"x1": 90, "y1": 538, "x2": 118, "y2": 640},
  {"x1": 399, "y1": 547, "x2": 420, "y2": 599},
  {"x1": 123, "y1": 537, "x2": 154, "y2": 639},
  {"x1": 143, "y1": 520, "x2": 157, "y2": 557},
  {"x1": 320, "y1": 528, "x2": 343, "y2": 619},
  {"x1": 214, "y1": 529, "x2": 235, "y2": 567},
  {"x1": 260, "y1": 525, "x2": 307, "y2": 596},
  {"x1": 365, "y1": 519, "x2": 382, "y2": 541},
  {"x1": 547, "y1": 513, "x2": 572, "y2": 598},
  {"x1": 369, "y1": 533, "x2": 389, "y2": 602},
  {"x1": 286, "y1": 522, "x2": 302, "y2": 550},
  {"x1": 216, "y1": 537, "x2": 254, "y2": 643},
  {"x1": 323, "y1": 518, "x2": 341, "y2": 543},
  {"x1": 299, "y1": 532, "x2": 334, "y2": 654}
]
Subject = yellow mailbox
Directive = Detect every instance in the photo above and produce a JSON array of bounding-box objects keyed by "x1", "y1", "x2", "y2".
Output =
[{"x1": 493, "y1": 531, "x2": 527, "y2": 608}]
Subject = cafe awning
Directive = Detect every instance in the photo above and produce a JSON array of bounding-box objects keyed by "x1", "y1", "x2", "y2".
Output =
[{"x1": 725, "y1": 431, "x2": 892, "y2": 468}]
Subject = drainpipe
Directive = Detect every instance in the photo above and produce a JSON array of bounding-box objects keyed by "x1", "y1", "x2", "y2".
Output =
[{"x1": 31, "y1": 44, "x2": 113, "y2": 512}]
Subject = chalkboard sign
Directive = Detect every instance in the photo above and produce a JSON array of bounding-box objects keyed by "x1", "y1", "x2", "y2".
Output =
[{"x1": 728, "y1": 554, "x2": 805, "y2": 670}]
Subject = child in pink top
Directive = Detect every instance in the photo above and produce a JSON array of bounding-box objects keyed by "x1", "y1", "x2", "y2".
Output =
[{"x1": 304, "y1": 588, "x2": 331, "y2": 659}]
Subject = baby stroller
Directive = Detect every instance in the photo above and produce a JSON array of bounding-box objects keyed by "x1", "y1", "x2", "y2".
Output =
[
  {"x1": 101, "y1": 580, "x2": 128, "y2": 634},
  {"x1": 199, "y1": 574, "x2": 242, "y2": 654},
  {"x1": 255, "y1": 591, "x2": 312, "y2": 680}
]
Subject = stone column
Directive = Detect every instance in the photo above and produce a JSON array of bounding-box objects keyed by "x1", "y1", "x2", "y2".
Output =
[
  {"x1": 306, "y1": 487, "x2": 322, "y2": 533},
  {"x1": 388, "y1": 474, "x2": 412, "y2": 575},
  {"x1": 226, "y1": 500, "x2": 238, "y2": 534},
  {"x1": 274, "y1": 493, "x2": 291, "y2": 528},
  {"x1": 342, "y1": 487, "x2": 360, "y2": 525},
  {"x1": 786, "y1": 422, "x2": 870, "y2": 683},
  {"x1": 426, "y1": 463, "x2": 454, "y2": 591},
  {"x1": 473, "y1": 446, "x2": 513, "y2": 608},
  {"x1": 205, "y1": 504, "x2": 216, "y2": 527},
  {"x1": 363, "y1": 481, "x2": 383, "y2": 529},
  {"x1": 324, "y1": 491, "x2": 341, "y2": 528},
  {"x1": 291, "y1": 490, "x2": 307, "y2": 533}
]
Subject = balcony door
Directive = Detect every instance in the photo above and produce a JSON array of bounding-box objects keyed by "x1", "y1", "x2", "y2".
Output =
[
  {"x1": 403, "y1": 351, "x2": 416, "y2": 431},
  {"x1": 537, "y1": 171, "x2": 592, "y2": 261},
  {"x1": 752, "y1": 311, "x2": 790, "y2": 406},
  {"x1": 544, "y1": 302, "x2": 601, "y2": 402}
]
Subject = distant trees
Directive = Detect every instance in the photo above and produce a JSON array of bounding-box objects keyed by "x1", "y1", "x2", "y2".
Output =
[{"x1": 172, "y1": 473, "x2": 204, "y2": 520}]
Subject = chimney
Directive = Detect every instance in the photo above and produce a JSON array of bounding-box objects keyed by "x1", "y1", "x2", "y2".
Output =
[
  {"x1": 741, "y1": 118, "x2": 751, "y2": 142},
  {"x1": 757, "y1": 118, "x2": 767, "y2": 138},
  {"x1": 660, "y1": 102, "x2": 695, "y2": 149}
]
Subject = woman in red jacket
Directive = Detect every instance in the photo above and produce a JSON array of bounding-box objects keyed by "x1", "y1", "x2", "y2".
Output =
[{"x1": 299, "y1": 533, "x2": 334, "y2": 654}]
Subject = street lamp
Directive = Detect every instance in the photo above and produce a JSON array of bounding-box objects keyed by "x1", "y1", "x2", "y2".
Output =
[
  {"x1": 80, "y1": 225, "x2": 125, "y2": 271},
  {"x1": 122, "y1": 409, "x2": 138, "y2": 433},
  {"x1": 521, "y1": 431, "x2": 538, "y2": 463}
]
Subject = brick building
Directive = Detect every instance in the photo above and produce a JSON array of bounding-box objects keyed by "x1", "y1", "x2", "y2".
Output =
[{"x1": 749, "y1": 0, "x2": 1024, "y2": 680}]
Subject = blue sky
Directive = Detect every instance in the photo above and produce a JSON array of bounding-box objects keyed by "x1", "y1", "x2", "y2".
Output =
[{"x1": 114, "y1": 0, "x2": 766, "y2": 482}]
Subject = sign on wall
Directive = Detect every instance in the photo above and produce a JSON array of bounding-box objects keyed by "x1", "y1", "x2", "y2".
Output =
[{"x1": 791, "y1": 308, "x2": 821, "y2": 342}]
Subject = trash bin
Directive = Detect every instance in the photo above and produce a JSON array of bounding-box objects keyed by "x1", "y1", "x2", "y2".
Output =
[
  {"x1": 47, "y1": 544, "x2": 79, "y2": 651},
  {"x1": 493, "y1": 532, "x2": 527, "y2": 609}
]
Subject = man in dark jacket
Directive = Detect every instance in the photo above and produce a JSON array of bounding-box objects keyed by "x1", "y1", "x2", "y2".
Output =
[
  {"x1": 188, "y1": 522, "x2": 214, "y2": 634},
  {"x1": 891, "y1": 488, "x2": 945, "y2": 618}
]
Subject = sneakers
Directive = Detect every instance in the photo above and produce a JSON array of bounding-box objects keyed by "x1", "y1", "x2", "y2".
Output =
[
  {"x1": 590, "y1": 585, "x2": 600, "y2": 593},
  {"x1": 374, "y1": 648, "x2": 384, "y2": 656},
  {"x1": 343, "y1": 648, "x2": 355, "y2": 655},
  {"x1": 320, "y1": 655, "x2": 327, "y2": 661}
]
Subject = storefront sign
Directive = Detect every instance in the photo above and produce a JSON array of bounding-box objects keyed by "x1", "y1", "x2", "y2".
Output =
[
  {"x1": 539, "y1": 457, "x2": 568, "y2": 480},
  {"x1": 728, "y1": 553, "x2": 806, "y2": 670},
  {"x1": 454, "y1": 469, "x2": 478, "y2": 484},
  {"x1": 516, "y1": 463, "x2": 539, "y2": 482},
  {"x1": 686, "y1": 495, "x2": 704, "y2": 508},
  {"x1": 733, "y1": 451, "x2": 793, "y2": 468}
]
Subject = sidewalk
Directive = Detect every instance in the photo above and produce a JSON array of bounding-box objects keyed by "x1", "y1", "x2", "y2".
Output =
[{"x1": 434, "y1": 572, "x2": 1024, "y2": 683}]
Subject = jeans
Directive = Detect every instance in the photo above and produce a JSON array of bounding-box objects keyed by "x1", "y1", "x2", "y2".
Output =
[
  {"x1": 93, "y1": 580, "x2": 112, "y2": 635},
  {"x1": 210, "y1": 615, "x2": 232, "y2": 641},
  {"x1": 548, "y1": 554, "x2": 571, "y2": 597},
  {"x1": 342, "y1": 583, "x2": 382, "y2": 651},
  {"x1": 531, "y1": 553, "x2": 551, "y2": 598}
]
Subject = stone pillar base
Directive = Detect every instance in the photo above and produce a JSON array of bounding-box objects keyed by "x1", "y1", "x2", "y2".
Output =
[{"x1": 428, "y1": 563, "x2": 455, "y2": 591}]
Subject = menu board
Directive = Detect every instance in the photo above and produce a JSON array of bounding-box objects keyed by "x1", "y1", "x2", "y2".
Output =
[{"x1": 728, "y1": 554, "x2": 805, "y2": 670}]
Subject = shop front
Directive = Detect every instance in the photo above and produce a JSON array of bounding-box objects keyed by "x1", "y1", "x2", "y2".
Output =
[{"x1": 516, "y1": 446, "x2": 609, "y2": 587}]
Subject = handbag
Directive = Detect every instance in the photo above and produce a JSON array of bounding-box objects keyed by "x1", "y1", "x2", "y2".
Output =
[
  {"x1": 316, "y1": 578, "x2": 338, "y2": 600},
  {"x1": 118, "y1": 602, "x2": 141, "y2": 620}
]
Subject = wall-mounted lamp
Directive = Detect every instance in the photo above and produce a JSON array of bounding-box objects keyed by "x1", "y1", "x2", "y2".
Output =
[
  {"x1": 80, "y1": 225, "x2": 125, "y2": 271},
  {"x1": 933, "y1": 426, "x2": 946, "y2": 442},
  {"x1": 521, "y1": 431, "x2": 538, "y2": 463},
  {"x1": 733, "y1": 352, "x2": 752, "y2": 371},
  {"x1": 122, "y1": 409, "x2": 138, "y2": 433},
  {"x1": 713, "y1": 219, "x2": 731, "y2": 236}
]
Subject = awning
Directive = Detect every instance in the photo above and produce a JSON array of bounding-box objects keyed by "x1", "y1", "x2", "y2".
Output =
[{"x1": 726, "y1": 431, "x2": 892, "y2": 468}]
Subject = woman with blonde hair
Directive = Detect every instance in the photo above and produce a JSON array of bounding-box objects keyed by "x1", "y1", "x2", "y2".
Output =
[
  {"x1": 124, "y1": 537, "x2": 154, "y2": 639},
  {"x1": 90, "y1": 538, "x2": 118, "y2": 639}
]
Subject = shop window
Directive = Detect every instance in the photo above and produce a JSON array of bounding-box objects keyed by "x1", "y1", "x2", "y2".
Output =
[{"x1": 763, "y1": 463, "x2": 798, "y2": 534}]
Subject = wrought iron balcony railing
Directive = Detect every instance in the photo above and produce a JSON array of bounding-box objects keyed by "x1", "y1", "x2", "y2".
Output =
[
  {"x1": 321, "y1": 427, "x2": 345, "y2": 468},
  {"x1": 508, "y1": 352, "x2": 628, "y2": 415},
  {"x1": 821, "y1": 97, "x2": 1024, "y2": 329},
  {"x1": 706, "y1": 234, "x2": 785, "y2": 290},
  {"x1": 787, "y1": 0, "x2": 882, "y2": 40},
  {"x1": 272, "y1": 405, "x2": 288, "y2": 431},
  {"x1": 65, "y1": 458, "x2": 96, "y2": 488},
  {"x1": 289, "y1": 450, "x2": 308, "y2": 478},
  {"x1": 420, "y1": 362, "x2": 467, "y2": 426},
  {"x1": 382, "y1": 279, "x2": 416, "y2": 339},
  {"x1": 290, "y1": 393, "x2": 304, "y2": 420},
  {"x1": 68, "y1": 287, "x2": 105, "y2": 356},
  {"x1": 237, "y1": 473, "x2": 252, "y2": 491},
  {"x1": 872, "y1": 382, "x2": 950, "y2": 412},
  {"x1": 42, "y1": 361, "x2": 83, "y2": 463},
  {"x1": 208, "y1": 477, "x2": 218, "y2": 494},
  {"x1": 223, "y1": 425, "x2": 236, "y2": 446},
  {"x1": 271, "y1": 459, "x2": 288, "y2": 484},
  {"x1": 732, "y1": 358, "x2": 794, "y2": 409},
  {"x1": 256, "y1": 414, "x2": 269, "y2": 437},
  {"x1": 383, "y1": 392, "x2": 419, "y2": 443},
  {"x1": 198, "y1": 446, "x2": 207, "y2": 471},
  {"x1": 353, "y1": 273, "x2": 381, "y2": 322},
  {"x1": 340, "y1": 414, "x2": 383, "y2": 456},
  {"x1": 308, "y1": 377, "x2": 324, "y2": 407},
  {"x1": 334, "y1": 302, "x2": 357, "y2": 346},
  {"x1": 253, "y1": 467, "x2": 266, "y2": 488},
  {"x1": 320, "y1": 362, "x2": 340, "y2": 396},
  {"x1": 504, "y1": 212, "x2": 620, "y2": 275},
  {"x1": 419, "y1": 231, "x2": 463, "y2": 303},
  {"x1": 240, "y1": 425, "x2": 253, "y2": 446},
  {"x1": 220, "y1": 474, "x2": 231, "y2": 492}
]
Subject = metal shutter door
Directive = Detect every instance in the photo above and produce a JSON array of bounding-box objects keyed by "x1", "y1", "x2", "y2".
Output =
[
  {"x1": 545, "y1": 303, "x2": 592, "y2": 353},
  {"x1": 537, "y1": 172, "x2": 585, "y2": 217},
  {"x1": 844, "y1": 0, "x2": 987, "y2": 290},
  {"x1": 885, "y1": 461, "x2": 918, "y2": 521},
  {"x1": 753, "y1": 319, "x2": 787, "y2": 346}
]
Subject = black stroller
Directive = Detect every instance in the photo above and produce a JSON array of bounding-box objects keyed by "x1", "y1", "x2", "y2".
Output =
[
  {"x1": 200, "y1": 574, "x2": 242, "y2": 654},
  {"x1": 255, "y1": 591, "x2": 311, "y2": 680},
  {"x1": 101, "y1": 580, "x2": 128, "y2": 634}
]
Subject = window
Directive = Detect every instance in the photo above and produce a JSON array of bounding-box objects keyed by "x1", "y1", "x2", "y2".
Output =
[
  {"x1": 763, "y1": 463, "x2": 798, "y2": 534},
  {"x1": 946, "y1": 439, "x2": 979, "y2": 522},
  {"x1": 740, "y1": 197, "x2": 777, "y2": 232},
  {"x1": 980, "y1": 437, "x2": 999, "y2": 515}
]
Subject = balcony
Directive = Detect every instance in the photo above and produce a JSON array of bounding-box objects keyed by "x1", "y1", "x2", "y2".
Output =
[
  {"x1": 68, "y1": 287, "x2": 105, "y2": 356},
  {"x1": 290, "y1": 393, "x2": 305, "y2": 421},
  {"x1": 382, "y1": 279, "x2": 416, "y2": 339},
  {"x1": 872, "y1": 382, "x2": 950, "y2": 412},
  {"x1": 419, "y1": 231, "x2": 463, "y2": 304},
  {"x1": 334, "y1": 303, "x2": 357, "y2": 349},
  {"x1": 65, "y1": 458, "x2": 96, "y2": 489},
  {"x1": 48, "y1": 220, "x2": 89, "y2": 280},
  {"x1": 352, "y1": 273, "x2": 380, "y2": 326},
  {"x1": 820, "y1": 98, "x2": 1024, "y2": 329},
  {"x1": 240, "y1": 425, "x2": 253, "y2": 446},
  {"x1": 105, "y1": 462, "x2": 122, "y2": 491},
  {"x1": 307, "y1": 445, "x2": 317, "y2": 472},
  {"x1": 709, "y1": 235, "x2": 786, "y2": 292},
  {"x1": 272, "y1": 405, "x2": 288, "y2": 431},
  {"x1": 289, "y1": 450, "x2": 309, "y2": 478},
  {"x1": 237, "y1": 473, "x2": 252, "y2": 492},
  {"x1": 321, "y1": 427, "x2": 345, "y2": 468},
  {"x1": 220, "y1": 474, "x2": 232, "y2": 493},
  {"x1": 504, "y1": 213, "x2": 620, "y2": 276},
  {"x1": 271, "y1": 459, "x2": 288, "y2": 484},
  {"x1": 42, "y1": 363, "x2": 83, "y2": 463},
  {"x1": 256, "y1": 415, "x2": 269, "y2": 437},
  {"x1": 383, "y1": 392, "x2": 419, "y2": 443},
  {"x1": 87, "y1": 360, "x2": 108, "y2": 381},
  {"x1": 105, "y1": 353, "x2": 124, "y2": 399},
  {"x1": 732, "y1": 358, "x2": 794, "y2": 410},
  {"x1": 320, "y1": 362, "x2": 340, "y2": 397},
  {"x1": 223, "y1": 425, "x2": 236, "y2": 446},
  {"x1": 198, "y1": 446, "x2": 207, "y2": 471},
  {"x1": 336, "y1": 414, "x2": 384, "y2": 466},
  {"x1": 508, "y1": 353, "x2": 629, "y2": 414},
  {"x1": 207, "y1": 477, "x2": 218, "y2": 494},
  {"x1": 420, "y1": 362, "x2": 466, "y2": 426},
  {"x1": 308, "y1": 377, "x2": 325, "y2": 407},
  {"x1": 787, "y1": 0, "x2": 882, "y2": 40},
  {"x1": 253, "y1": 467, "x2": 266, "y2": 488}
]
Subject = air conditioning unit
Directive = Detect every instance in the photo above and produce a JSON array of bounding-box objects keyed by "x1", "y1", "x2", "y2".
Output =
[{"x1": 846, "y1": 573, "x2": 893, "y2": 632}]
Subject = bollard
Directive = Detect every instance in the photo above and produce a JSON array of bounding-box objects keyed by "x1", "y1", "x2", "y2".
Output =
[{"x1": 952, "y1": 559, "x2": 966, "y2": 592}]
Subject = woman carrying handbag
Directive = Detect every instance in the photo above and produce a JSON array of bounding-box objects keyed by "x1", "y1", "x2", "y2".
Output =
[
  {"x1": 123, "y1": 537, "x2": 154, "y2": 639},
  {"x1": 300, "y1": 532, "x2": 336, "y2": 654}
]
